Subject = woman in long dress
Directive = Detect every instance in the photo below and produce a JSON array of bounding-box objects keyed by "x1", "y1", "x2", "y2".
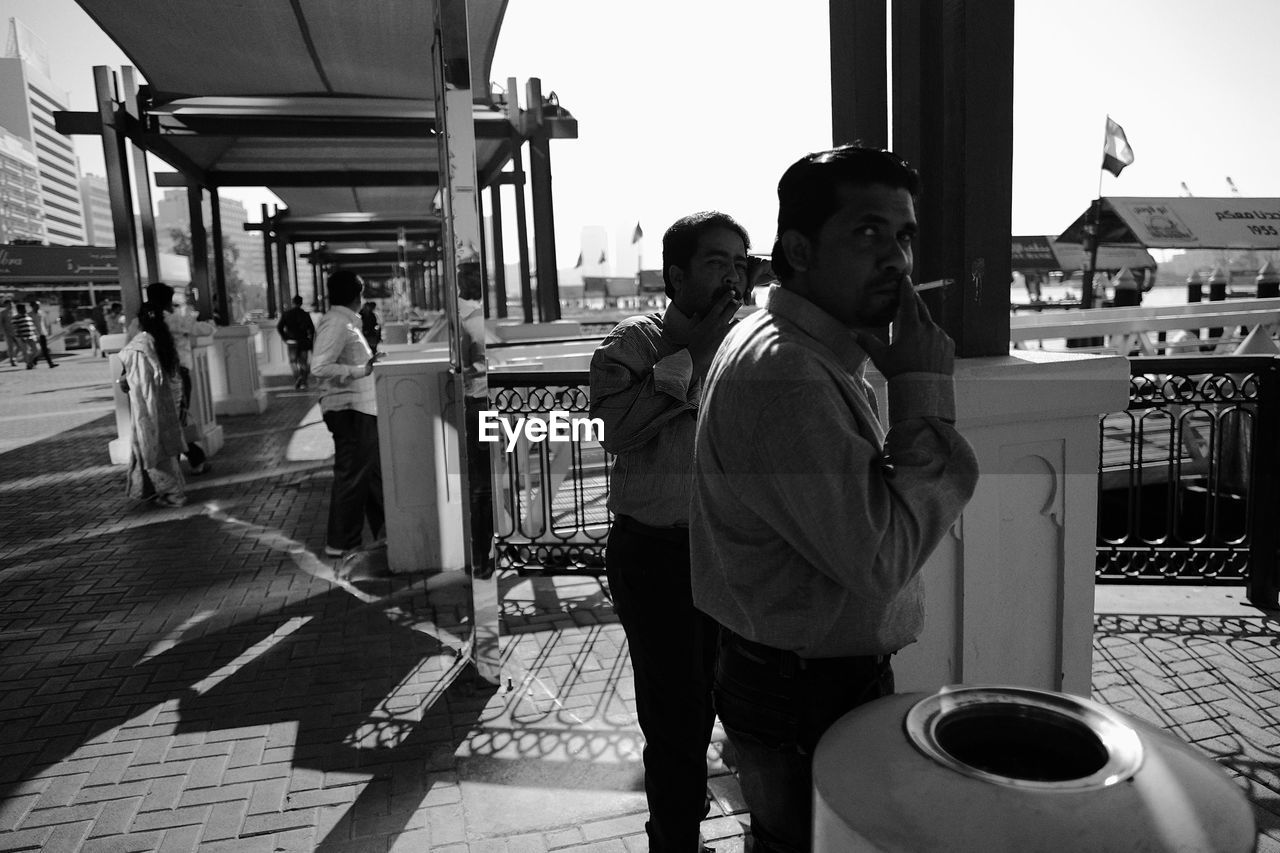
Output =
[{"x1": 120, "y1": 302, "x2": 187, "y2": 507}]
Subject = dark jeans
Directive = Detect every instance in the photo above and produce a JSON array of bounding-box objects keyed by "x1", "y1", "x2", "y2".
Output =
[
  {"x1": 464, "y1": 396, "x2": 494, "y2": 570},
  {"x1": 176, "y1": 366, "x2": 205, "y2": 468},
  {"x1": 323, "y1": 409, "x2": 385, "y2": 551},
  {"x1": 285, "y1": 342, "x2": 311, "y2": 385},
  {"x1": 36, "y1": 334, "x2": 54, "y2": 367},
  {"x1": 607, "y1": 516, "x2": 718, "y2": 853},
  {"x1": 714, "y1": 630, "x2": 895, "y2": 853}
]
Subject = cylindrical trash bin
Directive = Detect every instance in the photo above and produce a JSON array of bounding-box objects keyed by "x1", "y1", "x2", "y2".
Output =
[{"x1": 812, "y1": 686, "x2": 1254, "y2": 852}]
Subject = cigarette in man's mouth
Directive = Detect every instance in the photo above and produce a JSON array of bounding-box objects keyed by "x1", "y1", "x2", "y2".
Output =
[{"x1": 914, "y1": 278, "x2": 953, "y2": 293}]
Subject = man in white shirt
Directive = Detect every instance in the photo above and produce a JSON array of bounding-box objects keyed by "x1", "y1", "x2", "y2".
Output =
[{"x1": 311, "y1": 269, "x2": 384, "y2": 558}]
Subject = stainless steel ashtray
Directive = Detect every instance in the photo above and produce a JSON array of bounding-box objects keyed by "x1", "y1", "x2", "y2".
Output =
[{"x1": 904, "y1": 685, "x2": 1144, "y2": 791}]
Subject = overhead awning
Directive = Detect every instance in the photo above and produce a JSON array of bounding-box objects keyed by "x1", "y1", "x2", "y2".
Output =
[
  {"x1": 1057, "y1": 197, "x2": 1280, "y2": 250},
  {"x1": 73, "y1": 0, "x2": 505, "y2": 105},
  {"x1": 1011, "y1": 235, "x2": 1156, "y2": 273}
]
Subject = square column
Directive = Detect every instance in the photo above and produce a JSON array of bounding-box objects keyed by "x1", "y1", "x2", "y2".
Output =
[
  {"x1": 209, "y1": 324, "x2": 267, "y2": 416},
  {"x1": 892, "y1": 351, "x2": 1130, "y2": 696}
]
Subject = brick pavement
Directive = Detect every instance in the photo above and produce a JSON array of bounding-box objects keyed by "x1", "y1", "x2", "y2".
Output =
[{"x1": 0, "y1": 352, "x2": 1276, "y2": 852}]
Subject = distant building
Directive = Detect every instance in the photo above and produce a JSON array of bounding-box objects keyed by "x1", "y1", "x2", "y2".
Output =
[
  {"x1": 0, "y1": 19, "x2": 86, "y2": 246},
  {"x1": 0, "y1": 126, "x2": 45, "y2": 244},
  {"x1": 155, "y1": 189, "x2": 267, "y2": 286},
  {"x1": 78, "y1": 173, "x2": 112, "y2": 246}
]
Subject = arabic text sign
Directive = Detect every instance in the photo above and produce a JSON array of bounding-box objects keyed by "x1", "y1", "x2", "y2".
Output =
[
  {"x1": 1109, "y1": 197, "x2": 1280, "y2": 249},
  {"x1": 0, "y1": 246, "x2": 119, "y2": 281}
]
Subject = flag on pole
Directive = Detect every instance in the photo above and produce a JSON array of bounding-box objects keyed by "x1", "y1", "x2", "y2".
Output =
[
  {"x1": 574, "y1": 252, "x2": 583, "y2": 268},
  {"x1": 1101, "y1": 116, "x2": 1134, "y2": 177},
  {"x1": 631, "y1": 222, "x2": 644, "y2": 243},
  {"x1": 598, "y1": 250, "x2": 607, "y2": 264}
]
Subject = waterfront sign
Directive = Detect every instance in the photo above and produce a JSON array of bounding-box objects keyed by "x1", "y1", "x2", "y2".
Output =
[
  {"x1": 0, "y1": 246, "x2": 118, "y2": 282},
  {"x1": 1059, "y1": 197, "x2": 1280, "y2": 250}
]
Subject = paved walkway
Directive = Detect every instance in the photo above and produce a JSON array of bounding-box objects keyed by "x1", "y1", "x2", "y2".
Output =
[{"x1": 0, "y1": 349, "x2": 1276, "y2": 852}]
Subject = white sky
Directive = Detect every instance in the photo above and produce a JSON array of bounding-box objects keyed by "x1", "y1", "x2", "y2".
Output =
[{"x1": 5, "y1": 0, "x2": 1280, "y2": 271}]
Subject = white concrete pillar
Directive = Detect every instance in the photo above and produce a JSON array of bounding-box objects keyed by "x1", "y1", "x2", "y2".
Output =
[
  {"x1": 255, "y1": 324, "x2": 292, "y2": 379},
  {"x1": 208, "y1": 324, "x2": 268, "y2": 415},
  {"x1": 187, "y1": 333, "x2": 223, "y2": 456},
  {"x1": 374, "y1": 356, "x2": 467, "y2": 573},
  {"x1": 889, "y1": 351, "x2": 1130, "y2": 697}
]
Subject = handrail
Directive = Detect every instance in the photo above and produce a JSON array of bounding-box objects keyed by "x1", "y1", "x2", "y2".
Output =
[{"x1": 1011, "y1": 298, "x2": 1280, "y2": 341}]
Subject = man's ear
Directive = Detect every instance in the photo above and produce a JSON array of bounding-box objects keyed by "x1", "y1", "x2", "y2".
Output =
[
  {"x1": 666, "y1": 264, "x2": 685, "y2": 299},
  {"x1": 778, "y1": 230, "x2": 811, "y2": 273}
]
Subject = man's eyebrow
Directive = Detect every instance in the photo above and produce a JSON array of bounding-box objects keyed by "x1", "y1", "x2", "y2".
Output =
[{"x1": 703, "y1": 248, "x2": 748, "y2": 260}]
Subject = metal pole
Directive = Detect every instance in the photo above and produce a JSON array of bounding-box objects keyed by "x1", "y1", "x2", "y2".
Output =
[
  {"x1": 490, "y1": 182, "x2": 508, "y2": 318},
  {"x1": 510, "y1": 143, "x2": 534, "y2": 323},
  {"x1": 526, "y1": 78, "x2": 561, "y2": 322},
  {"x1": 94, "y1": 66, "x2": 142, "y2": 323},
  {"x1": 121, "y1": 67, "x2": 160, "y2": 283},
  {"x1": 1247, "y1": 357, "x2": 1280, "y2": 608},
  {"x1": 209, "y1": 188, "x2": 228, "y2": 324},
  {"x1": 187, "y1": 185, "x2": 213, "y2": 322},
  {"x1": 261, "y1": 204, "x2": 276, "y2": 319}
]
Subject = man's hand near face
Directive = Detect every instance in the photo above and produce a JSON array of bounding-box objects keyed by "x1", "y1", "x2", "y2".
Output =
[
  {"x1": 686, "y1": 289, "x2": 742, "y2": 374},
  {"x1": 857, "y1": 276, "x2": 955, "y2": 378}
]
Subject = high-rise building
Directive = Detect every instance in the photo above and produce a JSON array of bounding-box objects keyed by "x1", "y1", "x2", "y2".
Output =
[
  {"x1": 0, "y1": 125, "x2": 45, "y2": 244},
  {"x1": 78, "y1": 173, "x2": 112, "y2": 246},
  {"x1": 155, "y1": 189, "x2": 267, "y2": 287},
  {"x1": 0, "y1": 19, "x2": 86, "y2": 245}
]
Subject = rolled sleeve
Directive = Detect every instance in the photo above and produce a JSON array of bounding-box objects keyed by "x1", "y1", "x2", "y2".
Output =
[{"x1": 589, "y1": 329, "x2": 695, "y2": 455}]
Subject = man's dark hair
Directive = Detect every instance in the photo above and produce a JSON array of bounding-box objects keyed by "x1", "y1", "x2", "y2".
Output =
[
  {"x1": 292, "y1": 295, "x2": 304, "y2": 307},
  {"x1": 328, "y1": 269, "x2": 363, "y2": 307},
  {"x1": 771, "y1": 145, "x2": 921, "y2": 282},
  {"x1": 662, "y1": 211, "x2": 750, "y2": 298}
]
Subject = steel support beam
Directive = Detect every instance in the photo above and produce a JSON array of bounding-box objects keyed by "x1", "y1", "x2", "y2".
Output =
[
  {"x1": 888, "y1": 0, "x2": 1013, "y2": 357},
  {"x1": 830, "y1": 0, "x2": 888, "y2": 148},
  {"x1": 155, "y1": 170, "x2": 441, "y2": 188},
  {"x1": 187, "y1": 185, "x2": 213, "y2": 321},
  {"x1": 95, "y1": 66, "x2": 143, "y2": 323},
  {"x1": 510, "y1": 142, "x2": 534, "y2": 323},
  {"x1": 489, "y1": 182, "x2": 508, "y2": 318},
  {"x1": 275, "y1": 217, "x2": 291, "y2": 319},
  {"x1": 526, "y1": 78, "x2": 561, "y2": 323},
  {"x1": 122, "y1": 68, "x2": 161, "y2": 282},
  {"x1": 262, "y1": 205, "x2": 277, "y2": 319},
  {"x1": 209, "y1": 188, "x2": 229, "y2": 323}
]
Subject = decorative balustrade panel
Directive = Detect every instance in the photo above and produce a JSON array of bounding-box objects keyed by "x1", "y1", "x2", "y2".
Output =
[
  {"x1": 1097, "y1": 355, "x2": 1280, "y2": 590},
  {"x1": 489, "y1": 371, "x2": 609, "y2": 574}
]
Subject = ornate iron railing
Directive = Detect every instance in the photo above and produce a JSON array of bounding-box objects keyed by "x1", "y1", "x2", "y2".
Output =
[
  {"x1": 1097, "y1": 354, "x2": 1280, "y2": 605},
  {"x1": 489, "y1": 370, "x2": 609, "y2": 574},
  {"x1": 486, "y1": 357, "x2": 1280, "y2": 606}
]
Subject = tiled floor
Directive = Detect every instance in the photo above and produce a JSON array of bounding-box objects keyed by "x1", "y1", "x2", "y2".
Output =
[{"x1": 0, "y1": 351, "x2": 1276, "y2": 851}]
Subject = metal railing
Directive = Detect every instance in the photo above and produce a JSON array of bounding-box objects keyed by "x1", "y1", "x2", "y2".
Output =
[
  {"x1": 1097, "y1": 354, "x2": 1280, "y2": 606},
  {"x1": 489, "y1": 370, "x2": 609, "y2": 574},
  {"x1": 486, "y1": 359, "x2": 1280, "y2": 607}
]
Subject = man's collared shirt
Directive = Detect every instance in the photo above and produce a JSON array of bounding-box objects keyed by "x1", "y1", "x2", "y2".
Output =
[
  {"x1": 690, "y1": 285, "x2": 979, "y2": 658},
  {"x1": 589, "y1": 302, "x2": 701, "y2": 529},
  {"x1": 311, "y1": 305, "x2": 377, "y2": 416}
]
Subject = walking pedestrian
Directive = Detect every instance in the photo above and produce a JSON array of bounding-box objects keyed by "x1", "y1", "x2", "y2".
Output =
[
  {"x1": 1, "y1": 299, "x2": 18, "y2": 366},
  {"x1": 28, "y1": 301, "x2": 57, "y2": 368},
  {"x1": 278, "y1": 295, "x2": 316, "y2": 389},
  {"x1": 312, "y1": 270, "x2": 385, "y2": 558},
  {"x1": 119, "y1": 300, "x2": 187, "y2": 507},
  {"x1": 11, "y1": 302, "x2": 38, "y2": 369}
]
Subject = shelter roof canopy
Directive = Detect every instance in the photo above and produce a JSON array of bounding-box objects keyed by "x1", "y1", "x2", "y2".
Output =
[{"x1": 1057, "y1": 197, "x2": 1280, "y2": 250}]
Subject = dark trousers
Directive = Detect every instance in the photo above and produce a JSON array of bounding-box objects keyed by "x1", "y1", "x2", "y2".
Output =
[
  {"x1": 176, "y1": 367, "x2": 205, "y2": 468},
  {"x1": 36, "y1": 334, "x2": 54, "y2": 367},
  {"x1": 714, "y1": 630, "x2": 895, "y2": 853},
  {"x1": 607, "y1": 516, "x2": 718, "y2": 853},
  {"x1": 465, "y1": 396, "x2": 494, "y2": 571},
  {"x1": 323, "y1": 409, "x2": 385, "y2": 551}
]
